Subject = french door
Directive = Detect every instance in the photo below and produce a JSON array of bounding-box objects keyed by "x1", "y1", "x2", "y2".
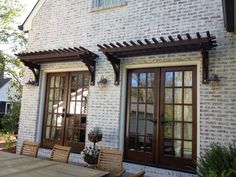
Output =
[
  {"x1": 125, "y1": 66, "x2": 197, "y2": 170},
  {"x1": 42, "y1": 72, "x2": 90, "y2": 153}
]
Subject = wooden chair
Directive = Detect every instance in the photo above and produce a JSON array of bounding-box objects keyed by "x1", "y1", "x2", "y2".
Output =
[
  {"x1": 96, "y1": 148, "x2": 125, "y2": 177},
  {"x1": 20, "y1": 140, "x2": 39, "y2": 158},
  {"x1": 127, "y1": 171, "x2": 145, "y2": 177},
  {"x1": 50, "y1": 144, "x2": 71, "y2": 163}
]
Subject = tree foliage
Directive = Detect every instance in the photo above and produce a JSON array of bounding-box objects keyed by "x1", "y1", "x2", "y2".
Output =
[
  {"x1": 0, "y1": 0, "x2": 26, "y2": 50},
  {"x1": 0, "y1": 0, "x2": 26, "y2": 133}
]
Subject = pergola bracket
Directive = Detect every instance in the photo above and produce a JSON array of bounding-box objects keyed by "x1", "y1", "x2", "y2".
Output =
[
  {"x1": 23, "y1": 61, "x2": 40, "y2": 86},
  {"x1": 80, "y1": 54, "x2": 96, "y2": 85},
  {"x1": 105, "y1": 53, "x2": 120, "y2": 85},
  {"x1": 201, "y1": 50, "x2": 209, "y2": 84}
]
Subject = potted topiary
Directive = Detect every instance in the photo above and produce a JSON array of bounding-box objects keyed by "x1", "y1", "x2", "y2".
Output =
[{"x1": 81, "y1": 127, "x2": 102, "y2": 165}]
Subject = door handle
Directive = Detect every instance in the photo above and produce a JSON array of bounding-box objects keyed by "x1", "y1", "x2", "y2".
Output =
[{"x1": 61, "y1": 108, "x2": 66, "y2": 117}]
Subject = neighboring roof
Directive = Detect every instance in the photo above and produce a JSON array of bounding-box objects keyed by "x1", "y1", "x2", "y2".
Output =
[
  {"x1": 222, "y1": 0, "x2": 236, "y2": 32},
  {"x1": 18, "y1": 0, "x2": 46, "y2": 32},
  {"x1": 0, "y1": 78, "x2": 11, "y2": 89}
]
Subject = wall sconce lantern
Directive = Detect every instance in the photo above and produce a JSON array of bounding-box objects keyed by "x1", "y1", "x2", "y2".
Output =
[
  {"x1": 97, "y1": 75, "x2": 107, "y2": 88},
  {"x1": 25, "y1": 78, "x2": 38, "y2": 86},
  {"x1": 208, "y1": 74, "x2": 221, "y2": 85}
]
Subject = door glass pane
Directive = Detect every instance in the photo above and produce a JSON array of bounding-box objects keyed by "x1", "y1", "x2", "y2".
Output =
[
  {"x1": 174, "y1": 140, "x2": 182, "y2": 157},
  {"x1": 174, "y1": 105, "x2": 182, "y2": 121},
  {"x1": 146, "y1": 135, "x2": 152, "y2": 152},
  {"x1": 57, "y1": 102, "x2": 64, "y2": 113},
  {"x1": 55, "y1": 76, "x2": 60, "y2": 87},
  {"x1": 48, "y1": 101, "x2": 53, "y2": 113},
  {"x1": 55, "y1": 128, "x2": 61, "y2": 140},
  {"x1": 165, "y1": 105, "x2": 173, "y2": 121},
  {"x1": 139, "y1": 73, "x2": 146, "y2": 87},
  {"x1": 174, "y1": 88, "x2": 182, "y2": 104},
  {"x1": 51, "y1": 127, "x2": 56, "y2": 139},
  {"x1": 165, "y1": 88, "x2": 173, "y2": 103},
  {"x1": 164, "y1": 139, "x2": 173, "y2": 156},
  {"x1": 54, "y1": 89, "x2": 60, "y2": 100},
  {"x1": 184, "y1": 71, "x2": 192, "y2": 86},
  {"x1": 78, "y1": 74, "x2": 84, "y2": 88},
  {"x1": 175, "y1": 72, "x2": 182, "y2": 87},
  {"x1": 49, "y1": 89, "x2": 54, "y2": 100},
  {"x1": 47, "y1": 114, "x2": 52, "y2": 126},
  {"x1": 73, "y1": 129, "x2": 80, "y2": 142},
  {"x1": 69, "y1": 101, "x2": 76, "y2": 114},
  {"x1": 50, "y1": 76, "x2": 55, "y2": 88},
  {"x1": 128, "y1": 136, "x2": 136, "y2": 151},
  {"x1": 147, "y1": 73, "x2": 155, "y2": 87},
  {"x1": 165, "y1": 72, "x2": 173, "y2": 87},
  {"x1": 130, "y1": 104, "x2": 137, "y2": 134},
  {"x1": 184, "y1": 141, "x2": 192, "y2": 159},
  {"x1": 51, "y1": 114, "x2": 57, "y2": 126},
  {"x1": 46, "y1": 127, "x2": 50, "y2": 139},
  {"x1": 184, "y1": 88, "x2": 192, "y2": 104},
  {"x1": 147, "y1": 89, "x2": 154, "y2": 103},
  {"x1": 184, "y1": 123, "x2": 192, "y2": 140},
  {"x1": 164, "y1": 123, "x2": 173, "y2": 138},
  {"x1": 138, "y1": 112, "x2": 145, "y2": 136},
  {"x1": 131, "y1": 88, "x2": 138, "y2": 103},
  {"x1": 131, "y1": 73, "x2": 138, "y2": 87},
  {"x1": 67, "y1": 129, "x2": 73, "y2": 141},
  {"x1": 184, "y1": 106, "x2": 192, "y2": 121},
  {"x1": 174, "y1": 123, "x2": 182, "y2": 139},
  {"x1": 138, "y1": 89, "x2": 146, "y2": 103},
  {"x1": 137, "y1": 136, "x2": 145, "y2": 152}
]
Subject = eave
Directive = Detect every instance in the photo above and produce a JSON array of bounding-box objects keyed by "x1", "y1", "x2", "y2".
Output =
[{"x1": 18, "y1": 0, "x2": 46, "y2": 32}]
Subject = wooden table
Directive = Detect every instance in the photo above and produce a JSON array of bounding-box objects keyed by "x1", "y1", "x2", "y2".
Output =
[{"x1": 0, "y1": 151, "x2": 109, "y2": 177}]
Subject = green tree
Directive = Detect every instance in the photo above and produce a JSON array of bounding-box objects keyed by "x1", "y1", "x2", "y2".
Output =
[
  {"x1": 0, "y1": 0, "x2": 26, "y2": 50},
  {"x1": 0, "y1": 0, "x2": 26, "y2": 133}
]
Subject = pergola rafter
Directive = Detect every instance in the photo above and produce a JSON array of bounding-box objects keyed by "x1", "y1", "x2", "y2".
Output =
[
  {"x1": 98, "y1": 31, "x2": 217, "y2": 85},
  {"x1": 16, "y1": 47, "x2": 98, "y2": 86}
]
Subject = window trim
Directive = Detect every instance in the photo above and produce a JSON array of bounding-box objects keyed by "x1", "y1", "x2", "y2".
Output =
[
  {"x1": 91, "y1": 0, "x2": 128, "y2": 12},
  {"x1": 124, "y1": 66, "x2": 197, "y2": 170}
]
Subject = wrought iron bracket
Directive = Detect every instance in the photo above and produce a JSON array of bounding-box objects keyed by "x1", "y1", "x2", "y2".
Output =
[
  {"x1": 23, "y1": 61, "x2": 40, "y2": 86},
  {"x1": 105, "y1": 53, "x2": 120, "y2": 85},
  {"x1": 201, "y1": 49, "x2": 209, "y2": 84},
  {"x1": 80, "y1": 54, "x2": 96, "y2": 86}
]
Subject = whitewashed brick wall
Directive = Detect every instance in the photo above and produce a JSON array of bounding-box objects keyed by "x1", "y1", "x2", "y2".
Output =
[{"x1": 17, "y1": 0, "x2": 236, "y2": 177}]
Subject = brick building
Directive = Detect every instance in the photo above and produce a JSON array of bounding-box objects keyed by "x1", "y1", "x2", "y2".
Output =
[{"x1": 17, "y1": 0, "x2": 236, "y2": 176}]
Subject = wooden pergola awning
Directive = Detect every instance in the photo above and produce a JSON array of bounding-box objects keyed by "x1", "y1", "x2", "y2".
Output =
[
  {"x1": 16, "y1": 47, "x2": 98, "y2": 85},
  {"x1": 98, "y1": 31, "x2": 217, "y2": 85}
]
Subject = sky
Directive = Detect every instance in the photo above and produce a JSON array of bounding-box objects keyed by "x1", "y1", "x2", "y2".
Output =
[
  {"x1": 1, "y1": 0, "x2": 38, "y2": 51},
  {"x1": 19, "y1": 0, "x2": 38, "y2": 24}
]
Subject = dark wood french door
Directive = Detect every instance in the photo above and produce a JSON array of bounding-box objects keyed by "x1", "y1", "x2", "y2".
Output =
[
  {"x1": 42, "y1": 72, "x2": 89, "y2": 153},
  {"x1": 125, "y1": 66, "x2": 197, "y2": 170}
]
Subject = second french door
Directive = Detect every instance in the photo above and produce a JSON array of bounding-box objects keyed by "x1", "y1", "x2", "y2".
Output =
[
  {"x1": 125, "y1": 66, "x2": 197, "y2": 170},
  {"x1": 42, "y1": 72, "x2": 90, "y2": 153}
]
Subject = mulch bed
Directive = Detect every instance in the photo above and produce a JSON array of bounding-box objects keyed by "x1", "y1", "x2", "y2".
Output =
[{"x1": 0, "y1": 141, "x2": 16, "y2": 153}]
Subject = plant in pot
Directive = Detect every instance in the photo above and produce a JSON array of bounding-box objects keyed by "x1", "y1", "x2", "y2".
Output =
[{"x1": 81, "y1": 127, "x2": 102, "y2": 165}]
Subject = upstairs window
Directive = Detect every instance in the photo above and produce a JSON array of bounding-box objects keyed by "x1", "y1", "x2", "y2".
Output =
[{"x1": 92, "y1": 0, "x2": 126, "y2": 9}]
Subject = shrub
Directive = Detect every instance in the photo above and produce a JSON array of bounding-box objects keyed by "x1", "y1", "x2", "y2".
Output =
[{"x1": 197, "y1": 143, "x2": 236, "y2": 177}]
